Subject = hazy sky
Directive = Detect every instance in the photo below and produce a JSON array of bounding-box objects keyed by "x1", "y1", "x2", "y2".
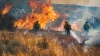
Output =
[{"x1": 52, "y1": 0, "x2": 100, "y2": 7}]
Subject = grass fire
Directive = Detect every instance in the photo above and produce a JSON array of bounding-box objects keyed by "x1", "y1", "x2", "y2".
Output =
[
  {"x1": 14, "y1": 0, "x2": 60, "y2": 30},
  {"x1": 0, "y1": 0, "x2": 100, "y2": 56}
]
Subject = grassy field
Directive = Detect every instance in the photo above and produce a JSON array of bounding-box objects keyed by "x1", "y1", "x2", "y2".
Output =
[{"x1": 0, "y1": 30, "x2": 100, "y2": 56}]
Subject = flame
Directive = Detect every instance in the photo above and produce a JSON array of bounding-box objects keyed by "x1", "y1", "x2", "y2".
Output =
[
  {"x1": 1, "y1": 4, "x2": 11, "y2": 15},
  {"x1": 51, "y1": 18, "x2": 66, "y2": 31},
  {"x1": 14, "y1": 0, "x2": 60, "y2": 30},
  {"x1": 71, "y1": 23, "x2": 82, "y2": 32},
  {"x1": 52, "y1": 18, "x2": 83, "y2": 32},
  {"x1": 14, "y1": 14, "x2": 37, "y2": 29}
]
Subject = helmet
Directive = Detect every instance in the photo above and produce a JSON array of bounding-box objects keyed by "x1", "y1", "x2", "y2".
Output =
[
  {"x1": 66, "y1": 20, "x2": 68, "y2": 22},
  {"x1": 85, "y1": 22, "x2": 88, "y2": 23}
]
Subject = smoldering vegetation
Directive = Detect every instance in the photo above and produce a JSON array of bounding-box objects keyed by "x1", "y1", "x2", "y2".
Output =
[
  {"x1": 52, "y1": 4, "x2": 100, "y2": 54},
  {"x1": 0, "y1": 2, "x2": 100, "y2": 56},
  {"x1": 53, "y1": 4, "x2": 100, "y2": 29},
  {"x1": 0, "y1": 31, "x2": 100, "y2": 56}
]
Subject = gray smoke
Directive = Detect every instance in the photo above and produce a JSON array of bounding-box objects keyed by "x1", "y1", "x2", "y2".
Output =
[
  {"x1": 66, "y1": 6, "x2": 100, "y2": 53},
  {"x1": 85, "y1": 29, "x2": 100, "y2": 45}
]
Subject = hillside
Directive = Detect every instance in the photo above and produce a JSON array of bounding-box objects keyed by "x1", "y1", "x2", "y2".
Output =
[
  {"x1": 52, "y1": 4, "x2": 100, "y2": 29},
  {"x1": 53, "y1": 4, "x2": 100, "y2": 18}
]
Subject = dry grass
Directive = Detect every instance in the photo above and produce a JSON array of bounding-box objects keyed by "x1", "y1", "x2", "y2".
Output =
[{"x1": 0, "y1": 30, "x2": 100, "y2": 56}]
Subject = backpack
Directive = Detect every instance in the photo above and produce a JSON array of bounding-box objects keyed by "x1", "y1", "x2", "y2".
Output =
[
  {"x1": 84, "y1": 24, "x2": 90, "y2": 29},
  {"x1": 64, "y1": 23, "x2": 71, "y2": 30}
]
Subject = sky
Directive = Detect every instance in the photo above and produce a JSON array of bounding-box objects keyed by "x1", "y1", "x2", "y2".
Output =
[{"x1": 52, "y1": 0, "x2": 100, "y2": 7}]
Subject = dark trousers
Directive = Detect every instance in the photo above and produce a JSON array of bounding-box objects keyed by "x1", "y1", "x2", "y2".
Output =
[
  {"x1": 65, "y1": 30, "x2": 70, "y2": 36},
  {"x1": 84, "y1": 29, "x2": 89, "y2": 35}
]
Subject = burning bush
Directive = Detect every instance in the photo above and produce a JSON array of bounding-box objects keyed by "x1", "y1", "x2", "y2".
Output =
[{"x1": 14, "y1": 0, "x2": 60, "y2": 30}]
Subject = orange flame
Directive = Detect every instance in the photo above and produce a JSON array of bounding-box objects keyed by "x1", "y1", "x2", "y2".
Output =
[
  {"x1": 71, "y1": 23, "x2": 82, "y2": 32},
  {"x1": 52, "y1": 19, "x2": 83, "y2": 32},
  {"x1": 14, "y1": 0, "x2": 60, "y2": 30},
  {"x1": 1, "y1": 4, "x2": 11, "y2": 15},
  {"x1": 51, "y1": 18, "x2": 66, "y2": 31}
]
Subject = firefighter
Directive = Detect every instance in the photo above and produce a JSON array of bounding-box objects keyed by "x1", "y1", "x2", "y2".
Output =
[
  {"x1": 83, "y1": 22, "x2": 91, "y2": 35},
  {"x1": 64, "y1": 20, "x2": 71, "y2": 36},
  {"x1": 33, "y1": 21, "x2": 40, "y2": 31}
]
